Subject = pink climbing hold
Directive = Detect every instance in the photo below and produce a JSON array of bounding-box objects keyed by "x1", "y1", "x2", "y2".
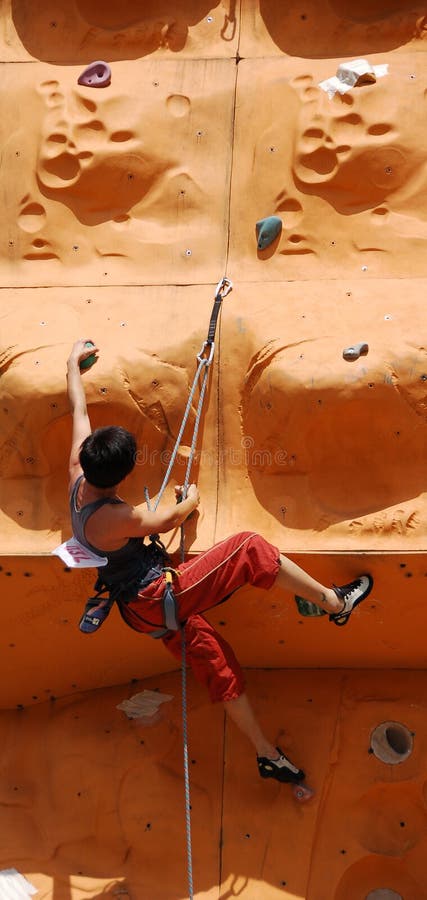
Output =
[{"x1": 77, "y1": 61, "x2": 111, "y2": 89}]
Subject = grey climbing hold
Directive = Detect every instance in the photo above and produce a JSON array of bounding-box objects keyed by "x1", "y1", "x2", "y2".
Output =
[
  {"x1": 343, "y1": 342, "x2": 369, "y2": 362},
  {"x1": 77, "y1": 61, "x2": 111, "y2": 88},
  {"x1": 256, "y1": 216, "x2": 282, "y2": 250}
]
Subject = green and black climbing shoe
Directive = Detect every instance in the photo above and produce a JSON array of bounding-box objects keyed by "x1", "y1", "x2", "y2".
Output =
[
  {"x1": 257, "y1": 747, "x2": 305, "y2": 784},
  {"x1": 329, "y1": 574, "x2": 373, "y2": 627}
]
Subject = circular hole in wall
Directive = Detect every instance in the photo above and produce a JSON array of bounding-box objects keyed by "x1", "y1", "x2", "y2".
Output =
[
  {"x1": 366, "y1": 891, "x2": 403, "y2": 899},
  {"x1": 334, "y1": 855, "x2": 418, "y2": 900},
  {"x1": 370, "y1": 722, "x2": 413, "y2": 764}
]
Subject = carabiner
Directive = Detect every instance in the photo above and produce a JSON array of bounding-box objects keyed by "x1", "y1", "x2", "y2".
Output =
[
  {"x1": 197, "y1": 340, "x2": 215, "y2": 366},
  {"x1": 215, "y1": 276, "x2": 233, "y2": 299}
]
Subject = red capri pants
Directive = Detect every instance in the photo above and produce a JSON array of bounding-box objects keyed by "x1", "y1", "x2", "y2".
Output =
[{"x1": 120, "y1": 532, "x2": 280, "y2": 703}]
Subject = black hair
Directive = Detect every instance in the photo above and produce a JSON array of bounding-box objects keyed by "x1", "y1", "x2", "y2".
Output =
[{"x1": 79, "y1": 426, "x2": 137, "y2": 488}]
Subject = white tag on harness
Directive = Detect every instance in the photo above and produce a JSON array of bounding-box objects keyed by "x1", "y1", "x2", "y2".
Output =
[{"x1": 52, "y1": 536, "x2": 108, "y2": 568}]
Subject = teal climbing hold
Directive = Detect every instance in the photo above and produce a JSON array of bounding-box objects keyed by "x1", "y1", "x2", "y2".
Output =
[
  {"x1": 79, "y1": 341, "x2": 97, "y2": 371},
  {"x1": 256, "y1": 216, "x2": 282, "y2": 250},
  {"x1": 295, "y1": 595, "x2": 326, "y2": 617}
]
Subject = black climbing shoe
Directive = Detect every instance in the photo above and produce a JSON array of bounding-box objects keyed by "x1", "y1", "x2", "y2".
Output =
[
  {"x1": 257, "y1": 747, "x2": 305, "y2": 784},
  {"x1": 329, "y1": 574, "x2": 373, "y2": 627},
  {"x1": 79, "y1": 599, "x2": 113, "y2": 634}
]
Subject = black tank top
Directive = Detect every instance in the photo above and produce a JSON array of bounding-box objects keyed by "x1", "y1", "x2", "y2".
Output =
[{"x1": 70, "y1": 476, "x2": 166, "y2": 599}]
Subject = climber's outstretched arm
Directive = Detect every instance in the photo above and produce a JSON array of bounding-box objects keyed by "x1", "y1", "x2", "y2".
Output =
[
  {"x1": 129, "y1": 484, "x2": 200, "y2": 536},
  {"x1": 66, "y1": 339, "x2": 99, "y2": 490}
]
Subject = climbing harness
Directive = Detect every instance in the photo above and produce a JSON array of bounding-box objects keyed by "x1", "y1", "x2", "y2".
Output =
[{"x1": 144, "y1": 275, "x2": 232, "y2": 900}]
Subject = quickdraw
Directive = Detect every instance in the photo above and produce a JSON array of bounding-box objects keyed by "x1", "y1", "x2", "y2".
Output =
[
  {"x1": 145, "y1": 276, "x2": 233, "y2": 637},
  {"x1": 144, "y1": 275, "x2": 232, "y2": 519}
]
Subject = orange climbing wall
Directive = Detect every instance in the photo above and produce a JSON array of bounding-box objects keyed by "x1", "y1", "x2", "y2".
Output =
[
  {"x1": 1, "y1": 669, "x2": 427, "y2": 899},
  {"x1": 1, "y1": 1, "x2": 427, "y2": 898},
  {"x1": 0, "y1": 551, "x2": 426, "y2": 710}
]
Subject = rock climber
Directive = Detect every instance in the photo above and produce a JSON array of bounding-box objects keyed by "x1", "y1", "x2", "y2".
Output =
[{"x1": 67, "y1": 339, "x2": 374, "y2": 785}]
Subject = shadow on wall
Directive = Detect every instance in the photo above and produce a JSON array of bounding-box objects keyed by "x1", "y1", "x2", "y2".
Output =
[
  {"x1": 228, "y1": 52, "x2": 427, "y2": 282},
  {"x1": 240, "y1": 335, "x2": 427, "y2": 532},
  {"x1": 35, "y1": 77, "x2": 175, "y2": 228},
  {"x1": 48, "y1": 882, "x2": 130, "y2": 898},
  {"x1": 0, "y1": 334, "x2": 209, "y2": 539},
  {"x1": 1, "y1": 60, "x2": 233, "y2": 282},
  {"x1": 11, "y1": 0, "x2": 235, "y2": 62},
  {"x1": 257, "y1": 0, "x2": 427, "y2": 58},
  {"x1": 289, "y1": 71, "x2": 427, "y2": 217}
]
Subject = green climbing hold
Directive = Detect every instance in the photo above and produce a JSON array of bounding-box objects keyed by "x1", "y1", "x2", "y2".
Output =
[
  {"x1": 256, "y1": 216, "x2": 282, "y2": 250},
  {"x1": 295, "y1": 595, "x2": 326, "y2": 617},
  {"x1": 79, "y1": 341, "x2": 97, "y2": 371}
]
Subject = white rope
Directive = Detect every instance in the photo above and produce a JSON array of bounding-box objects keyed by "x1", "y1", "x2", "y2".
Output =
[
  {"x1": 181, "y1": 624, "x2": 194, "y2": 899},
  {"x1": 178, "y1": 362, "x2": 212, "y2": 900},
  {"x1": 145, "y1": 278, "x2": 232, "y2": 900}
]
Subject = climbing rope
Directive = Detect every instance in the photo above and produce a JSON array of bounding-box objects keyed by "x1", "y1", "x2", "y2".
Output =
[
  {"x1": 145, "y1": 276, "x2": 232, "y2": 514},
  {"x1": 180, "y1": 625, "x2": 193, "y2": 899},
  {"x1": 145, "y1": 276, "x2": 232, "y2": 900}
]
